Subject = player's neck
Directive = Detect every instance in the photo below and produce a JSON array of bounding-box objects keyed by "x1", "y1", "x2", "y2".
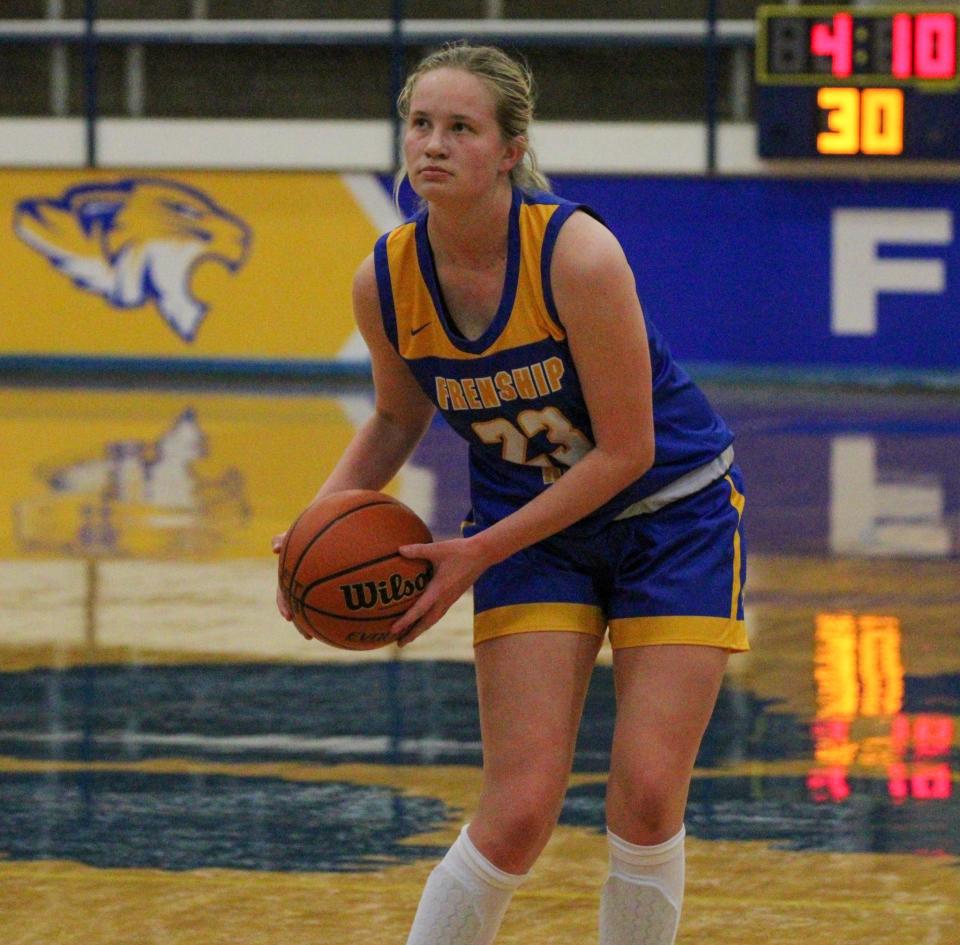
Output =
[{"x1": 426, "y1": 184, "x2": 512, "y2": 271}]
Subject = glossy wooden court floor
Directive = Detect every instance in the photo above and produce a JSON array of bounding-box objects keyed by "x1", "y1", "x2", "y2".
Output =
[{"x1": 1, "y1": 379, "x2": 958, "y2": 945}]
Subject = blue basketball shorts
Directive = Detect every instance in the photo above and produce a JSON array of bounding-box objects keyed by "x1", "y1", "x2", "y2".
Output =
[{"x1": 463, "y1": 465, "x2": 749, "y2": 651}]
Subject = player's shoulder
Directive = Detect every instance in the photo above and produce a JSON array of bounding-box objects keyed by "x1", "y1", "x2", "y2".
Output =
[
  {"x1": 557, "y1": 207, "x2": 613, "y2": 240},
  {"x1": 353, "y1": 251, "x2": 377, "y2": 295},
  {"x1": 553, "y1": 208, "x2": 628, "y2": 279},
  {"x1": 518, "y1": 189, "x2": 621, "y2": 270}
]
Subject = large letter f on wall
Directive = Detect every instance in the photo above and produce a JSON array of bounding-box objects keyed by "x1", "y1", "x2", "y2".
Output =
[{"x1": 832, "y1": 209, "x2": 953, "y2": 336}]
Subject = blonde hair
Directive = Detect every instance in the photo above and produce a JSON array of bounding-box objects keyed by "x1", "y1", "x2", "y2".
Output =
[{"x1": 393, "y1": 43, "x2": 550, "y2": 204}]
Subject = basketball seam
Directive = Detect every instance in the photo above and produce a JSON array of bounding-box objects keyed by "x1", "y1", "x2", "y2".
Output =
[
  {"x1": 300, "y1": 550, "x2": 414, "y2": 590},
  {"x1": 299, "y1": 606, "x2": 354, "y2": 649},
  {"x1": 298, "y1": 601, "x2": 413, "y2": 622},
  {"x1": 299, "y1": 601, "x2": 411, "y2": 649},
  {"x1": 298, "y1": 601, "x2": 417, "y2": 649},
  {"x1": 284, "y1": 499, "x2": 396, "y2": 604}
]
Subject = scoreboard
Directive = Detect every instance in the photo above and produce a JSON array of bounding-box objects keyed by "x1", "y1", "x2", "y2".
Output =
[{"x1": 756, "y1": 5, "x2": 960, "y2": 159}]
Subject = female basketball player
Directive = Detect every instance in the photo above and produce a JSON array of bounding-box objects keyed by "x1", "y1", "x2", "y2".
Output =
[{"x1": 274, "y1": 44, "x2": 748, "y2": 945}]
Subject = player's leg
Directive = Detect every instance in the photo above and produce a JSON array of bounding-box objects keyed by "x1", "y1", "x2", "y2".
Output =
[
  {"x1": 405, "y1": 629, "x2": 602, "y2": 945},
  {"x1": 606, "y1": 643, "x2": 729, "y2": 844},
  {"x1": 459, "y1": 521, "x2": 610, "y2": 871},
  {"x1": 600, "y1": 643, "x2": 728, "y2": 945},
  {"x1": 471, "y1": 628, "x2": 604, "y2": 871},
  {"x1": 599, "y1": 468, "x2": 748, "y2": 945}
]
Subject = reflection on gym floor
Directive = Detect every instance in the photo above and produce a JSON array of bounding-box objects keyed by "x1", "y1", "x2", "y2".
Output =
[{"x1": 0, "y1": 380, "x2": 958, "y2": 945}]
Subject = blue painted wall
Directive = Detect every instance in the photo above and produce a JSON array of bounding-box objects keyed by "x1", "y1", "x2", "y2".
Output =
[{"x1": 546, "y1": 176, "x2": 959, "y2": 373}]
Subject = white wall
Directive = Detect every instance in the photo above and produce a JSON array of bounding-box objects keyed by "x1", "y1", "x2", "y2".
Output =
[
  {"x1": 0, "y1": 118, "x2": 761, "y2": 173},
  {"x1": 3, "y1": 117, "x2": 958, "y2": 178}
]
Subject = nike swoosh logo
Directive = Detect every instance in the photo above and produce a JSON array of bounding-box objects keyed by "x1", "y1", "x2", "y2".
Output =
[{"x1": 411, "y1": 323, "x2": 430, "y2": 336}]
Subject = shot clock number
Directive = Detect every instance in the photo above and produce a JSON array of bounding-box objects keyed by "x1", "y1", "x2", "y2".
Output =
[{"x1": 817, "y1": 87, "x2": 903, "y2": 155}]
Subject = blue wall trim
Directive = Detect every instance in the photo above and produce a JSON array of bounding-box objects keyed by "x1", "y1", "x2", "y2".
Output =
[{"x1": 0, "y1": 354, "x2": 373, "y2": 380}]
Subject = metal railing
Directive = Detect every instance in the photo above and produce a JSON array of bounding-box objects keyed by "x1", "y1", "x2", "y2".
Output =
[
  {"x1": 0, "y1": 9, "x2": 757, "y2": 172},
  {"x1": 0, "y1": 17, "x2": 756, "y2": 45}
]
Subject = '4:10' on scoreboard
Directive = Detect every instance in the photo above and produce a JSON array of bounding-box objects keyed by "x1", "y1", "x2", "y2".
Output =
[{"x1": 756, "y1": 5, "x2": 960, "y2": 159}]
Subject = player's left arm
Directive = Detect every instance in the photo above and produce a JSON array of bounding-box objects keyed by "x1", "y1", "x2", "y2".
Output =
[
  {"x1": 552, "y1": 210, "x2": 656, "y2": 489},
  {"x1": 393, "y1": 210, "x2": 655, "y2": 643}
]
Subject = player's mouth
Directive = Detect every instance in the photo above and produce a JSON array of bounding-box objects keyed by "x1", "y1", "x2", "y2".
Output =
[{"x1": 420, "y1": 165, "x2": 451, "y2": 180}]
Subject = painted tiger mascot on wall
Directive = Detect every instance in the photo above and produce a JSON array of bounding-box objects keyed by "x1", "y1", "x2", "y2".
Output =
[{"x1": 14, "y1": 178, "x2": 251, "y2": 341}]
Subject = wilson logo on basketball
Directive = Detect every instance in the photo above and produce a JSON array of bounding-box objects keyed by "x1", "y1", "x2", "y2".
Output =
[{"x1": 339, "y1": 569, "x2": 431, "y2": 611}]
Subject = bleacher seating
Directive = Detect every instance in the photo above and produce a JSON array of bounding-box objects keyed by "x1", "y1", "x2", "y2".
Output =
[{"x1": 0, "y1": 2, "x2": 766, "y2": 121}]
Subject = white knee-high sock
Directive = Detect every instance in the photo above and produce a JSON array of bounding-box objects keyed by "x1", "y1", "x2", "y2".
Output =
[
  {"x1": 405, "y1": 825, "x2": 528, "y2": 945},
  {"x1": 599, "y1": 826, "x2": 685, "y2": 945}
]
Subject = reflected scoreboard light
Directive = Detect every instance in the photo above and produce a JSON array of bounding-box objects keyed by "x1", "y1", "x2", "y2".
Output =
[{"x1": 756, "y1": 5, "x2": 960, "y2": 158}]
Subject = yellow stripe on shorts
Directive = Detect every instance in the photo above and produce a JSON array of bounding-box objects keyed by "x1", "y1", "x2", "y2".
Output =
[
  {"x1": 725, "y1": 473, "x2": 746, "y2": 621},
  {"x1": 474, "y1": 603, "x2": 606, "y2": 646},
  {"x1": 607, "y1": 615, "x2": 749, "y2": 651}
]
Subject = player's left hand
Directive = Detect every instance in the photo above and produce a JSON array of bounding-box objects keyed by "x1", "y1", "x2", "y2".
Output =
[{"x1": 391, "y1": 537, "x2": 491, "y2": 646}]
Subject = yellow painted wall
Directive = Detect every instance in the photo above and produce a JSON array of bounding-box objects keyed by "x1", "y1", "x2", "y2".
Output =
[{"x1": 1, "y1": 170, "x2": 377, "y2": 360}]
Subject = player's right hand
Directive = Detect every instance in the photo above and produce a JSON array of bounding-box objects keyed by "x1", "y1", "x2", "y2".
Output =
[{"x1": 271, "y1": 532, "x2": 294, "y2": 622}]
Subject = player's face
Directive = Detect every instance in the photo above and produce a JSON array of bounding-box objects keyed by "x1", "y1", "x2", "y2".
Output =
[{"x1": 404, "y1": 67, "x2": 521, "y2": 203}]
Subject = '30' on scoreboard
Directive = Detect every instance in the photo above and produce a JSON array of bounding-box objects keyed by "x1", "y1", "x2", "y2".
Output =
[{"x1": 756, "y1": 5, "x2": 960, "y2": 159}]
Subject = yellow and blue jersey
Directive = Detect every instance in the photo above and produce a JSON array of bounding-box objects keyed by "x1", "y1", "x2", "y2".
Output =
[{"x1": 373, "y1": 187, "x2": 733, "y2": 535}]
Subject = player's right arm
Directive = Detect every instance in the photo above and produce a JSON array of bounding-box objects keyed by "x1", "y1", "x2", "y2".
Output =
[
  {"x1": 273, "y1": 252, "x2": 435, "y2": 623},
  {"x1": 311, "y1": 252, "x2": 436, "y2": 497}
]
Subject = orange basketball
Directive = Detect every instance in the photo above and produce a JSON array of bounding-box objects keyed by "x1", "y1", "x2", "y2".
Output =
[{"x1": 278, "y1": 490, "x2": 433, "y2": 650}]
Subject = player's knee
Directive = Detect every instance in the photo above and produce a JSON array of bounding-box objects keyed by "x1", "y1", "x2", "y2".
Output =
[
  {"x1": 606, "y1": 766, "x2": 681, "y2": 839},
  {"x1": 478, "y1": 775, "x2": 565, "y2": 863},
  {"x1": 506, "y1": 782, "x2": 561, "y2": 836}
]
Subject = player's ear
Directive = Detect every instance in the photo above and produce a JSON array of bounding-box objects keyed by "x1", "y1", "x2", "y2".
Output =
[{"x1": 501, "y1": 135, "x2": 525, "y2": 174}]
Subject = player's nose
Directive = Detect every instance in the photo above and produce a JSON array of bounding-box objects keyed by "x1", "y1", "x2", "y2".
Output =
[{"x1": 424, "y1": 128, "x2": 448, "y2": 156}]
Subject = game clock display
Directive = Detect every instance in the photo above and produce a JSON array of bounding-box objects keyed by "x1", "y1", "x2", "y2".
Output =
[{"x1": 756, "y1": 5, "x2": 960, "y2": 159}]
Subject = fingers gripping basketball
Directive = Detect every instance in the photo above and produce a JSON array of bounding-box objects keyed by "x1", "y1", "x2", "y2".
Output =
[{"x1": 277, "y1": 490, "x2": 433, "y2": 650}]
